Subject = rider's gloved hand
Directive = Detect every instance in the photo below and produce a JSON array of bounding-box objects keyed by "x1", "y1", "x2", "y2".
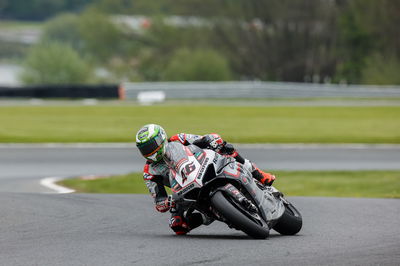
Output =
[
  {"x1": 155, "y1": 195, "x2": 175, "y2": 212},
  {"x1": 219, "y1": 143, "x2": 235, "y2": 155},
  {"x1": 203, "y1": 134, "x2": 225, "y2": 152},
  {"x1": 207, "y1": 134, "x2": 224, "y2": 150},
  {"x1": 193, "y1": 134, "x2": 236, "y2": 155}
]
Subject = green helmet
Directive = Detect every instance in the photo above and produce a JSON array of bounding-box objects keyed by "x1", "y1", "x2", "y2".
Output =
[{"x1": 136, "y1": 124, "x2": 168, "y2": 162}]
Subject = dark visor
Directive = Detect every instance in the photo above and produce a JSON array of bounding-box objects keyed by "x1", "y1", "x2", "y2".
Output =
[{"x1": 137, "y1": 135, "x2": 164, "y2": 157}]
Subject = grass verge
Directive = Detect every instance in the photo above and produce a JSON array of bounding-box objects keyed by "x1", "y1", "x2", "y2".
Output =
[
  {"x1": 58, "y1": 170, "x2": 400, "y2": 198},
  {"x1": 0, "y1": 105, "x2": 399, "y2": 143}
]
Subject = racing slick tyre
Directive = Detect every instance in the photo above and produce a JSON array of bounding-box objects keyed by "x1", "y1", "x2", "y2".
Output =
[
  {"x1": 211, "y1": 191, "x2": 269, "y2": 239},
  {"x1": 273, "y1": 203, "x2": 302, "y2": 235}
]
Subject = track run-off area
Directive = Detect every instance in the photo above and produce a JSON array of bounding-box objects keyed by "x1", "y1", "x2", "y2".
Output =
[{"x1": 1, "y1": 144, "x2": 399, "y2": 265}]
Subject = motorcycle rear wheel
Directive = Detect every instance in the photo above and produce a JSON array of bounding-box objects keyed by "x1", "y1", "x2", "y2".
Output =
[
  {"x1": 211, "y1": 191, "x2": 269, "y2": 239},
  {"x1": 273, "y1": 203, "x2": 302, "y2": 235}
]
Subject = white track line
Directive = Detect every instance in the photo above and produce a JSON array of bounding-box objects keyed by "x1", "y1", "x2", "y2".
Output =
[{"x1": 40, "y1": 177, "x2": 75, "y2": 194}]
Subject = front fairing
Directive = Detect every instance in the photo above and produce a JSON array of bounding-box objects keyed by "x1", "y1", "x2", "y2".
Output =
[
  {"x1": 166, "y1": 142, "x2": 218, "y2": 200},
  {"x1": 217, "y1": 161, "x2": 285, "y2": 224}
]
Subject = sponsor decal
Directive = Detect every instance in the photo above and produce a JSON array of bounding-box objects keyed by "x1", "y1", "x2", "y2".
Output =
[
  {"x1": 173, "y1": 183, "x2": 182, "y2": 191},
  {"x1": 241, "y1": 176, "x2": 249, "y2": 185},
  {"x1": 194, "y1": 151, "x2": 206, "y2": 164},
  {"x1": 196, "y1": 158, "x2": 209, "y2": 179},
  {"x1": 177, "y1": 183, "x2": 195, "y2": 196},
  {"x1": 137, "y1": 128, "x2": 149, "y2": 141},
  {"x1": 178, "y1": 133, "x2": 185, "y2": 143},
  {"x1": 213, "y1": 155, "x2": 218, "y2": 164}
]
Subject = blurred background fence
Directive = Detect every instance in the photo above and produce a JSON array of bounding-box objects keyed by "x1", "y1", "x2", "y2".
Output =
[
  {"x1": 2, "y1": 82, "x2": 400, "y2": 99},
  {"x1": 0, "y1": 84, "x2": 118, "y2": 98},
  {"x1": 122, "y1": 81, "x2": 400, "y2": 99}
]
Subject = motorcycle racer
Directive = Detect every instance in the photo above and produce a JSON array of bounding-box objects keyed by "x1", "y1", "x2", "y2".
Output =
[{"x1": 136, "y1": 124, "x2": 276, "y2": 235}]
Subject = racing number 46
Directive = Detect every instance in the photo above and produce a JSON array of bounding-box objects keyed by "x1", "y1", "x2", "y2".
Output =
[{"x1": 184, "y1": 162, "x2": 196, "y2": 175}]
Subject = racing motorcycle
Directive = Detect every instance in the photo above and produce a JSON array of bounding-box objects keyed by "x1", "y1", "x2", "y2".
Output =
[{"x1": 166, "y1": 142, "x2": 302, "y2": 239}]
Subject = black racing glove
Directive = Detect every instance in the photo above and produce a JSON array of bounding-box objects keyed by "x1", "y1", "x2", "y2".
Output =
[
  {"x1": 193, "y1": 134, "x2": 235, "y2": 155},
  {"x1": 219, "y1": 143, "x2": 235, "y2": 155},
  {"x1": 193, "y1": 134, "x2": 223, "y2": 150}
]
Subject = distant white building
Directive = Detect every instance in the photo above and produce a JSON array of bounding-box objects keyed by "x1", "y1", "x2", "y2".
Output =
[{"x1": 0, "y1": 64, "x2": 22, "y2": 86}]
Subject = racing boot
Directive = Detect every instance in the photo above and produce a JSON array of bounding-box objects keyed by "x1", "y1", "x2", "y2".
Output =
[
  {"x1": 252, "y1": 168, "x2": 275, "y2": 186},
  {"x1": 170, "y1": 213, "x2": 206, "y2": 235},
  {"x1": 170, "y1": 215, "x2": 189, "y2": 235}
]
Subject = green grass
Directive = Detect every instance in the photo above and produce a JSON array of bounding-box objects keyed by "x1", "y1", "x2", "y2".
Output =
[
  {"x1": 60, "y1": 173, "x2": 146, "y2": 194},
  {"x1": 0, "y1": 20, "x2": 43, "y2": 30},
  {"x1": 0, "y1": 105, "x2": 399, "y2": 143},
  {"x1": 58, "y1": 170, "x2": 400, "y2": 198}
]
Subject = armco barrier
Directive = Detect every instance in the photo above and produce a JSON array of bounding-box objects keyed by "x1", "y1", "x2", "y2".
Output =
[
  {"x1": 121, "y1": 81, "x2": 400, "y2": 99},
  {"x1": 0, "y1": 84, "x2": 119, "y2": 98},
  {"x1": 2, "y1": 82, "x2": 400, "y2": 99}
]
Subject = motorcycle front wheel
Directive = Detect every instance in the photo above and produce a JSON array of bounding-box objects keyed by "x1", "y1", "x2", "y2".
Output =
[{"x1": 211, "y1": 191, "x2": 269, "y2": 239}]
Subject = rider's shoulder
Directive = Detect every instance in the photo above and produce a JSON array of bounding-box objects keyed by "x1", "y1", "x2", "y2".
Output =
[
  {"x1": 169, "y1": 133, "x2": 186, "y2": 143},
  {"x1": 166, "y1": 140, "x2": 184, "y2": 151},
  {"x1": 145, "y1": 160, "x2": 169, "y2": 173}
]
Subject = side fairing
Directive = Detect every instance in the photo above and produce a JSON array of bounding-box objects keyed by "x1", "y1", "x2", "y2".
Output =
[{"x1": 221, "y1": 161, "x2": 285, "y2": 222}]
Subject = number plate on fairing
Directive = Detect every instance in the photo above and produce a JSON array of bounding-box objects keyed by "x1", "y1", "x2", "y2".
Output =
[{"x1": 168, "y1": 144, "x2": 216, "y2": 196}]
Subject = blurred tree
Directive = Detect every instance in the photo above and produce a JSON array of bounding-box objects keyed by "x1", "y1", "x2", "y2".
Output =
[
  {"x1": 137, "y1": 21, "x2": 215, "y2": 80},
  {"x1": 93, "y1": 0, "x2": 169, "y2": 15},
  {"x1": 361, "y1": 54, "x2": 400, "y2": 85},
  {"x1": 20, "y1": 42, "x2": 92, "y2": 84},
  {"x1": 41, "y1": 13, "x2": 84, "y2": 53},
  {"x1": 163, "y1": 48, "x2": 232, "y2": 81},
  {"x1": 77, "y1": 9, "x2": 126, "y2": 63},
  {"x1": 208, "y1": 0, "x2": 339, "y2": 81},
  {"x1": 336, "y1": 0, "x2": 400, "y2": 84},
  {"x1": 10, "y1": 0, "x2": 398, "y2": 84},
  {"x1": 39, "y1": 10, "x2": 146, "y2": 82},
  {"x1": 86, "y1": 0, "x2": 342, "y2": 82}
]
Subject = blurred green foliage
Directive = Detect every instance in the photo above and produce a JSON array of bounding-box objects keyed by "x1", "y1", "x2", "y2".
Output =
[
  {"x1": 5, "y1": 0, "x2": 400, "y2": 84},
  {"x1": 163, "y1": 48, "x2": 232, "y2": 81},
  {"x1": 361, "y1": 54, "x2": 400, "y2": 85},
  {"x1": 336, "y1": 0, "x2": 400, "y2": 84},
  {"x1": 77, "y1": 10, "x2": 127, "y2": 63},
  {"x1": 20, "y1": 42, "x2": 92, "y2": 84},
  {"x1": 41, "y1": 13, "x2": 83, "y2": 53}
]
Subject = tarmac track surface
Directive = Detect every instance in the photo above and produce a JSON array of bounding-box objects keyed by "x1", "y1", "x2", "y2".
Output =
[
  {"x1": 1, "y1": 144, "x2": 400, "y2": 192},
  {"x1": 1, "y1": 145, "x2": 399, "y2": 265},
  {"x1": 0, "y1": 193, "x2": 399, "y2": 266}
]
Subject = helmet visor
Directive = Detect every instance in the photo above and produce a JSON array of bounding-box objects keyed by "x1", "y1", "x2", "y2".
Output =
[{"x1": 137, "y1": 134, "x2": 165, "y2": 157}]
